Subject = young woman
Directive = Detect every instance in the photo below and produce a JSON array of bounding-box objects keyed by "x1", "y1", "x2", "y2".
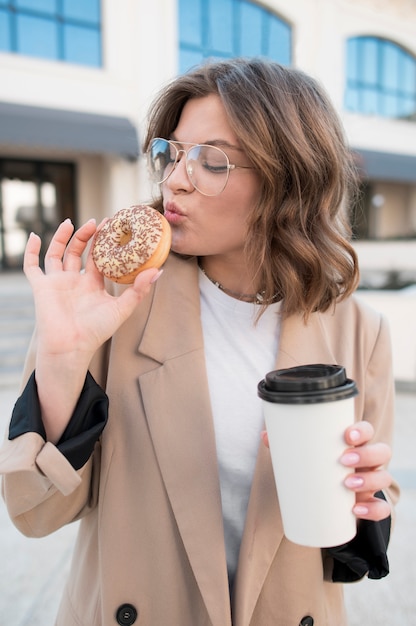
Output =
[{"x1": 1, "y1": 58, "x2": 397, "y2": 626}]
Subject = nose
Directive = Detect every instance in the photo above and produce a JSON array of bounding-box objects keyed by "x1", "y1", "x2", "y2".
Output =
[{"x1": 164, "y1": 149, "x2": 194, "y2": 193}]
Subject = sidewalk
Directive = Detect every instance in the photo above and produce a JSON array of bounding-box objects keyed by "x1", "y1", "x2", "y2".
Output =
[{"x1": 0, "y1": 383, "x2": 415, "y2": 625}]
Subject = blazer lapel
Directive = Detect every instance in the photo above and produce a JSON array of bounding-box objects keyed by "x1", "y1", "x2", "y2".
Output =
[
  {"x1": 233, "y1": 310, "x2": 338, "y2": 625},
  {"x1": 137, "y1": 256, "x2": 232, "y2": 626}
]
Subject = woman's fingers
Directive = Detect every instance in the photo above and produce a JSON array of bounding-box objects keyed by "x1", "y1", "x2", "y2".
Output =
[
  {"x1": 261, "y1": 421, "x2": 392, "y2": 521},
  {"x1": 340, "y1": 441, "x2": 392, "y2": 470},
  {"x1": 112, "y1": 269, "x2": 164, "y2": 325},
  {"x1": 26, "y1": 218, "x2": 99, "y2": 277},
  {"x1": 261, "y1": 430, "x2": 269, "y2": 448},
  {"x1": 44, "y1": 219, "x2": 75, "y2": 274},
  {"x1": 344, "y1": 468, "x2": 392, "y2": 493},
  {"x1": 344, "y1": 420, "x2": 374, "y2": 446},
  {"x1": 23, "y1": 232, "x2": 43, "y2": 279},
  {"x1": 341, "y1": 422, "x2": 393, "y2": 521},
  {"x1": 353, "y1": 494, "x2": 392, "y2": 521},
  {"x1": 63, "y1": 218, "x2": 97, "y2": 272},
  {"x1": 84, "y1": 217, "x2": 109, "y2": 274}
]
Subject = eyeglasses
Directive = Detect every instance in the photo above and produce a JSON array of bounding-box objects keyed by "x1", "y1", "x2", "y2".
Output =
[{"x1": 147, "y1": 137, "x2": 253, "y2": 196}]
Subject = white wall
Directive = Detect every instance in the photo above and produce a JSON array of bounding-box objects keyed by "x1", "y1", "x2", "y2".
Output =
[
  {"x1": 353, "y1": 240, "x2": 416, "y2": 271},
  {"x1": 354, "y1": 240, "x2": 416, "y2": 384},
  {"x1": 356, "y1": 289, "x2": 416, "y2": 384}
]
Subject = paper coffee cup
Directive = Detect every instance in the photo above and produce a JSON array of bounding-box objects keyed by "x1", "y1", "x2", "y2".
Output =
[{"x1": 258, "y1": 364, "x2": 359, "y2": 548}]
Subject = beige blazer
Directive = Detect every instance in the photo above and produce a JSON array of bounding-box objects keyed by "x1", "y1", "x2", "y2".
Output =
[{"x1": 1, "y1": 254, "x2": 399, "y2": 626}]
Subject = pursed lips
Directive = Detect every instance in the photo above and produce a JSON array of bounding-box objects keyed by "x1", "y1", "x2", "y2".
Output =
[{"x1": 164, "y1": 201, "x2": 187, "y2": 225}]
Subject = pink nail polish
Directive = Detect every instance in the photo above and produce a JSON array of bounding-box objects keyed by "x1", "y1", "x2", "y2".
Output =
[
  {"x1": 150, "y1": 269, "x2": 164, "y2": 284},
  {"x1": 353, "y1": 504, "x2": 368, "y2": 516},
  {"x1": 345, "y1": 475, "x2": 364, "y2": 488},
  {"x1": 340, "y1": 452, "x2": 360, "y2": 466}
]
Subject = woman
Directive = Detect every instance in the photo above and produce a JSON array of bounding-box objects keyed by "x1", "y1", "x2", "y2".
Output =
[{"x1": 0, "y1": 59, "x2": 398, "y2": 626}]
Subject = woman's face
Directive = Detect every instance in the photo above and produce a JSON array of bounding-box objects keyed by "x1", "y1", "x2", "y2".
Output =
[{"x1": 161, "y1": 94, "x2": 261, "y2": 261}]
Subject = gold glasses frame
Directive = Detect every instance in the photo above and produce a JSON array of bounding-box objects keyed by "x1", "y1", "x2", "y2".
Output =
[{"x1": 148, "y1": 137, "x2": 253, "y2": 196}]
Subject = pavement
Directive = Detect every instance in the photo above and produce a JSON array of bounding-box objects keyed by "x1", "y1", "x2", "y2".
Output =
[{"x1": 0, "y1": 276, "x2": 415, "y2": 624}]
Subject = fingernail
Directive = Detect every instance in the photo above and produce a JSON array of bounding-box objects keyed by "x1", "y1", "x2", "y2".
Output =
[
  {"x1": 340, "y1": 452, "x2": 360, "y2": 466},
  {"x1": 150, "y1": 269, "x2": 164, "y2": 284},
  {"x1": 345, "y1": 475, "x2": 364, "y2": 488},
  {"x1": 260, "y1": 430, "x2": 269, "y2": 448},
  {"x1": 349, "y1": 429, "x2": 361, "y2": 442},
  {"x1": 353, "y1": 504, "x2": 369, "y2": 516}
]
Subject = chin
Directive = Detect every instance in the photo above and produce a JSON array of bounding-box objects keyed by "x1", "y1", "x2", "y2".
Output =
[{"x1": 170, "y1": 237, "x2": 198, "y2": 258}]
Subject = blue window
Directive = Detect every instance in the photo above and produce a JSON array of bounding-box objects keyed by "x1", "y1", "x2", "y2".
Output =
[
  {"x1": 345, "y1": 36, "x2": 416, "y2": 120},
  {"x1": 0, "y1": 0, "x2": 101, "y2": 67},
  {"x1": 179, "y1": 0, "x2": 291, "y2": 74}
]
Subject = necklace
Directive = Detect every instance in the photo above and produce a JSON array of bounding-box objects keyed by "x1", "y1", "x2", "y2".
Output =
[{"x1": 200, "y1": 266, "x2": 272, "y2": 305}]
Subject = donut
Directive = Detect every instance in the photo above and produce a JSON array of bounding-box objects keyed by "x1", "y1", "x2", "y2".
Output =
[{"x1": 92, "y1": 204, "x2": 171, "y2": 284}]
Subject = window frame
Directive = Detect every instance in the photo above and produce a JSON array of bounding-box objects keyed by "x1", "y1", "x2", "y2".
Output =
[
  {"x1": 345, "y1": 35, "x2": 416, "y2": 120},
  {"x1": 0, "y1": 0, "x2": 102, "y2": 67},
  {"x1": 178, "y1": 0, "x2": 292, "y2": 74}
]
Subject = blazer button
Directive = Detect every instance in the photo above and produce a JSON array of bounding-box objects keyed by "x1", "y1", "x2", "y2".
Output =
[
  {"x1": 299, "y1": 617, "x2": 314, "y2": 626},
  {"x1": 116, "y1": 603, "x2": 138, "y2": 625}
]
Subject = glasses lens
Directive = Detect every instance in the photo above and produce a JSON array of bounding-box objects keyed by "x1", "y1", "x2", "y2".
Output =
[
  {"x1": 148, "y1": 139, "x2": 231, "y2": 196},
  {"x1": 148, "y1": 138, "x2": 176, "y2": 184},
  {"x1": 187, "y1": 145, "x2": 230, "y2": 196}
]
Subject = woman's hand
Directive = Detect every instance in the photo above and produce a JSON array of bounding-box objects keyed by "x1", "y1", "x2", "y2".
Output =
[
  {"x1": 25, "y1": 218, "x2": 161, "y2": 365},
  {"x1": 24, "y1": 218, "x2": 162, "y2": 443},
  {"x1": 341, "y1": 421, "x2": 392, "y2": 521},
  {"x1": 261, "y1": 420, "x2": 392, "y2": 523}
]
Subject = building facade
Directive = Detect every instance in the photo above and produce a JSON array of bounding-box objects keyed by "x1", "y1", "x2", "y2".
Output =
[{"x1": 0, "y1": 0, "x2": 415, "y2": 279}]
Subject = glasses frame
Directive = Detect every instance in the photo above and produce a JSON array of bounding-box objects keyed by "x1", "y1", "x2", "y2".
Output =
[{"x1": 148, "y1": 138, "x2": 253, "y2": 196}]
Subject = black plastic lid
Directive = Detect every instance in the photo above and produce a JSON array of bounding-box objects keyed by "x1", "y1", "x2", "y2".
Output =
[{"x1": 257, "y1": 364, "x2": 358, "y2": 404}]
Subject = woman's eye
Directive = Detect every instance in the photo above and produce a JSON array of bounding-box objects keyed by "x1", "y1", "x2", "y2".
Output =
[{"x1": 202, "y1": 161, "x2": 228, "y2": 174}]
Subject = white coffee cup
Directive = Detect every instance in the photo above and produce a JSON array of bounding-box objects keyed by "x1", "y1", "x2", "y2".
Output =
[{"x1": 257, "y1": 364, "x2": 358, "y2": 548}]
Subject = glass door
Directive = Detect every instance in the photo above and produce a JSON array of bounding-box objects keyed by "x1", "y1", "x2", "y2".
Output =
[{"x1": 0, "y1": 159, "x2": 75, "y2": 270}]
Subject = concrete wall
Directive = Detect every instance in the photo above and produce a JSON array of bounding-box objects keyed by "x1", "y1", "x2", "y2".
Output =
[
  {"x1": 354, "y1": 240, "x2": 416, "y2": 385},
  {"x1": 356, "y1": 289, "x2": 416, "y2": 385},
  {"x1": 353, "y1": 240, "x2": 416, "y2": 272}
]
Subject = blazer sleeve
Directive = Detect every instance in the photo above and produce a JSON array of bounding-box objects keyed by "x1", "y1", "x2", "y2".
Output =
[
  {"x1": 0, "y1": 370, "x2": 108, "y2": 537},
  {"x1": 325, "y1": 311, "x2": 400, "y2": 582},
  {"x1": 8, "y1": 370, "x2": 108, "y2": 470}
]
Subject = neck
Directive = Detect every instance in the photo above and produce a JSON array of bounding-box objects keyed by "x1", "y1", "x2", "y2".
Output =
[{"x1": 198, "y1": 258, "x2": 268, "y2": 305}]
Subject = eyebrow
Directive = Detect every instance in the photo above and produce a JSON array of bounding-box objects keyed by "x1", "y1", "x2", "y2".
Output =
[{"x1": 169, "y1": 135, "x2": 244, "y2": 152}]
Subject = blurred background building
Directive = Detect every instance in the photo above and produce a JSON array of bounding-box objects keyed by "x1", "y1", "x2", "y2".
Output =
[{"x1": 0, "y1": 0, "x2": 416, "y2": 383}]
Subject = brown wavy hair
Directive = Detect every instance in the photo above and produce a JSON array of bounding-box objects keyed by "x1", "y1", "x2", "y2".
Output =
[{"x1": 143, "y1": 58, "x2": 360, "y2": 319}]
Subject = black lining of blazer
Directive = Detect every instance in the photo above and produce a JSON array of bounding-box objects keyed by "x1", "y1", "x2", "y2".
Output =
[
  {"x1": 326, "y1": 491, "x2": 390, "y2": 581},
  {"x1": 8, "y1": 371, "x2": 108, "y2": 470}
]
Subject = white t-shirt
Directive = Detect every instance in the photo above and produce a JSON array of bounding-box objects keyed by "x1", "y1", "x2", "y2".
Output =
[{"x1": 199, "y1": 268, "x2": 281, "y2": 586}]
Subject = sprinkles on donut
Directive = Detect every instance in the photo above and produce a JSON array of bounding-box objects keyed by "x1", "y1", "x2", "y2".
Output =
[{"x1": 92, "y1": 204, "x2": 171, "y2": 284}]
